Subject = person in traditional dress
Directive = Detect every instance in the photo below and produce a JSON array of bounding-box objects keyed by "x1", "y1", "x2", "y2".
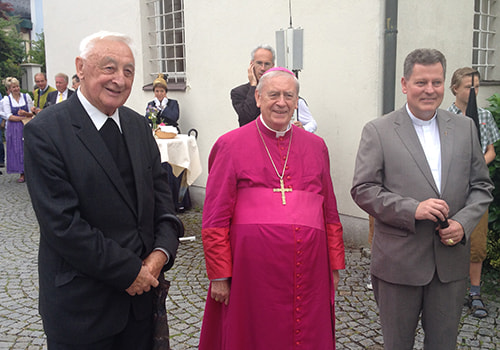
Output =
[
  {"x1": 199, "y1": 67, "x2": 345, "y2": 350},
  {"x1": 31, "y1": 72, "x2": 56, "y2": 115},
  {"x1": 2, "y1": 77, "x2": 34, "y2": 183},
  {"x1": 145, "y1": 74, "x2": 179, "y2": 132}
]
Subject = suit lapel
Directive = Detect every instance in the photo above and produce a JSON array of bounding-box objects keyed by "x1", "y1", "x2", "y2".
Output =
[
  {"x1": 394, "y1": 108, "x2": 440, "y2": 194},
  {"x1": 119, "y1": 107, "x2": 145, "y2": 218},
  {"x1": 437, "y1": 111, "x2": 453, "y2": 195},
  {"x1": 69, "y1": 96, "x2": 137, "y2": 215}
]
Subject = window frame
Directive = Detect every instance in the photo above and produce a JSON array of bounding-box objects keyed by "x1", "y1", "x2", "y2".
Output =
[
  {"x1": 144, "y1": 0, "x2": 186, "y2": 91},
  {"x1": 472, "y1": 0, "x2": 498, "y2": 82}
]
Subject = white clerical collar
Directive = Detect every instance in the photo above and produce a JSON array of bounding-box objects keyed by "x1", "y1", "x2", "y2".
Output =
[
  {"x1": 406, "y1": 103, "x2": 437, "y2": 126},
  {"x1": 77, "y1": 89, "x2": 121, "y2": 132},
  {"x1": 259, "y1": 115, "x2": 291, "y2": 137}
]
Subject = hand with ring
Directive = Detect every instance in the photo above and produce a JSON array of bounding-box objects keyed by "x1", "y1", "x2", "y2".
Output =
[
  {"x1": 210, "y1": 279, "x2": 230, "y2": 305},
  {"x1": 437, "y1": 219, "x2": 465, "y2": 247}
]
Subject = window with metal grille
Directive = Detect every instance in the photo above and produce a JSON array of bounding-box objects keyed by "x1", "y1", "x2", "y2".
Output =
[
  {"x1": 146, "y1": 0, "x2": 186, "y2": 90},
  {"x1": 472, "y1": 0, "x2": 498, "y2": 81}
]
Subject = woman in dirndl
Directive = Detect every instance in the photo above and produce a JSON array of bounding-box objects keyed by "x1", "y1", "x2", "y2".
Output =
[{"x1": 2, "y1": 77, "x2": 33, "y2": 183}]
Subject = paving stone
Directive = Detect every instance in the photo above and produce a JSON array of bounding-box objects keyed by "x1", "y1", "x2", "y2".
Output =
[{"x1": 0, "y1": 173, "x2": 499, "y2": 349}]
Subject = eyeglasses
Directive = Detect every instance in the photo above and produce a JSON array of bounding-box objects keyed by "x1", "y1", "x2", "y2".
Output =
[{"x1": 254, "y1": 61, "x2": 273, "y2": 68}]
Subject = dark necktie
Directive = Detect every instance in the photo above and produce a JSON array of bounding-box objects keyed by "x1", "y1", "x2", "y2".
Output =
[{"x1": 99, "y1": 117, "x2": 137, "y2": 206}]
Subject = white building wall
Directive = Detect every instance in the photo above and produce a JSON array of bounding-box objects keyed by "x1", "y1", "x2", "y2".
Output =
[
  {"x1": 42, "y1": 0, "x2": 145, "y2": 104},
  {"x1": 42, "y1": 0, "x2": 495, "y2": 247},
  {"x1": 397, "y1": 0, "x2": 496, "y2": 107}
]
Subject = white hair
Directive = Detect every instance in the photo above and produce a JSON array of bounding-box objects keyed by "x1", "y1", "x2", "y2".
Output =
[{"x1": 79, "y1": 31, "x2": 135, "y2": 59}]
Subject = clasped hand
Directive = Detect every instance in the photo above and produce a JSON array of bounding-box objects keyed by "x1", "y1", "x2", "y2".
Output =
[
  {"x1": 415, "y1": 198, "x2": 449, "y2": 223},
  {"x1": 436, "y1": 219, "x2": 464, "y2": 246},
  {"x1": 125, "y1": 250, "x2": 167, "y2": 296},
  {"x1": 415, "y1": 198, "x2": 464, "y2": 246}
]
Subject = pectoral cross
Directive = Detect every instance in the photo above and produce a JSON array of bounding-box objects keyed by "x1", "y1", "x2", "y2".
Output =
[{"x1": 273, "y1": 178, "x2": 292, "y2": 205}]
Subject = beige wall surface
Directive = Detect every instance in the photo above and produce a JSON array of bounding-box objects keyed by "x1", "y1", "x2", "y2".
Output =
[
  {"x1": 396, "y1": 0, "x2": 497, "y2": 109},
  {"x1": 43, "y1": 0, "x2": 144, "y2": 87},
  {"x1": 42, "y1": 0, "x2": 498, "y2": 247}
]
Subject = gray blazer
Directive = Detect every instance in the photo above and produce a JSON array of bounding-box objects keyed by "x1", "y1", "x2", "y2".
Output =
[{"x1": 351, "y1": 107, "x2": 493, "y2": 286}]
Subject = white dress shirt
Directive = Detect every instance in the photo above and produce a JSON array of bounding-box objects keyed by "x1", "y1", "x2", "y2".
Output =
[{"x1": 406, "y1": 104, "x2": 442, "y2": 193}]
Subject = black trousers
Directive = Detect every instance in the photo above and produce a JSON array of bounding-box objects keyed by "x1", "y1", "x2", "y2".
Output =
[{"x1": 47, "y1": 308, "x2": 153, "y2": 350}]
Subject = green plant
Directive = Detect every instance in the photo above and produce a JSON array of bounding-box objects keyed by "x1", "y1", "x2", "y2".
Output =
[
  {"x1": 27, "y1": 32, "x2": 46, "y2": 72},
  {"x1": 0, "y1": 16, "x2": 25, "y2": 96},
  {"x1": 486, "y1": 93, "x2": 500, "y2": 272}
]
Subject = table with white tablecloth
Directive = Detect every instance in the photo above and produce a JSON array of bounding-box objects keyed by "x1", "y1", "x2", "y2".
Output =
[{"x1": 155, "y1": 134, "x2": 202, "y2": 210}]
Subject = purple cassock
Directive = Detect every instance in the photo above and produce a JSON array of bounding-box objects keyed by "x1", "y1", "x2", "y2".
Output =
[{"x1": 199, "y1": 117, "x2": 345, "y2": 350}]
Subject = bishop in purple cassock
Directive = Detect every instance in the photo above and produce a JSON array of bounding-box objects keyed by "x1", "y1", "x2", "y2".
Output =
[{"x1": 199, "y1": 68, "x2": 345, "y2": 350}]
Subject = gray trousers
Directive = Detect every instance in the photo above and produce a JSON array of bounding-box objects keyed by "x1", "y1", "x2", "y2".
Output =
[{"x1": 372, "y1": 272, "x2": 466, "y2": 350}]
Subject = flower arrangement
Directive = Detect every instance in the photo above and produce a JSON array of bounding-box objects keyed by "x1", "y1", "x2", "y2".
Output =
[{"x1": 146, "y1": 105, "x2": 160, "y2": 129}]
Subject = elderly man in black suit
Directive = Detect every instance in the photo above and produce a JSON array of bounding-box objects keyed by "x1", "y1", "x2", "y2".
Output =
[
  {"x1": 44, "y1": 73, "x2": 74, "y2": 108},
  {"x1": 24, "y1": 31, "x2": 183, "y2": 350}
]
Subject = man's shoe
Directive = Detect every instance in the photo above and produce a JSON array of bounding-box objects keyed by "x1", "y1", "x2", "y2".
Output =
[{"x1": 468, "y1": 294, "x2": 488, "y2": 318}]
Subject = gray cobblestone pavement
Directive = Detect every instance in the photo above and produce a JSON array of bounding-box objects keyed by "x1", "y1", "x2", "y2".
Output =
[{"x1": 0, "y1": 172, "x2": 498, "y2": 349}]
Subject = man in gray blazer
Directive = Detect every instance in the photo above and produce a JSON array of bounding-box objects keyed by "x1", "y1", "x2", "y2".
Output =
[
  {"x1": 24, "y1": 31, "x2": 183, "y2": 349},
  {"x1": 351, "y1": 48, "x2": 493, "y2": 349}
]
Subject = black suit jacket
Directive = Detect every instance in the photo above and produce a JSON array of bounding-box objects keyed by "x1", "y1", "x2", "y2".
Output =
[
  {"x1": 230, "y1": 82, "x2": 260, "y2": 126},
  {"x1": 43, "y1": 89, "x2": 75, "y2": 108},
  {"x1": 24, "y1": 93, "x2": 182, "y2": 344}
]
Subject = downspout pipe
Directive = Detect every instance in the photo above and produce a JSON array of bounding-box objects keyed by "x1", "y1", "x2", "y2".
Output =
[{"x1": 383, "y1": 0, "x2": 398, "y2": 115}]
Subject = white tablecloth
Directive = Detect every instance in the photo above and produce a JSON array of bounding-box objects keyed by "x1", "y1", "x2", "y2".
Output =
[{"x1": 155, "y1": 134, "x2": 202, "y2": 186}]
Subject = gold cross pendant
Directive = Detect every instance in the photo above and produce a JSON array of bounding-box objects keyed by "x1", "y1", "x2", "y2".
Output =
[{"x1": 273, "y1": 178, "x2": 292, "y2": 205}]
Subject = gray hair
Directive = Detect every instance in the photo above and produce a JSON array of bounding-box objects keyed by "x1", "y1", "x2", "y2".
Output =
[
  {"x1": 403, "y1": 48, "x2": 446, "y2": 80},
  {"x1": 256, "y1": 69, "x2": 299, "y2": 95},
  {"x1": 251, "y1": 44, "x2": 276, "y2": 62},
  {"x1": 55, "y1": 72, "x2": 69, "y2": 83},
  {"x1": 79, "y1": 31, "x2": 135, "y2": 60}
]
